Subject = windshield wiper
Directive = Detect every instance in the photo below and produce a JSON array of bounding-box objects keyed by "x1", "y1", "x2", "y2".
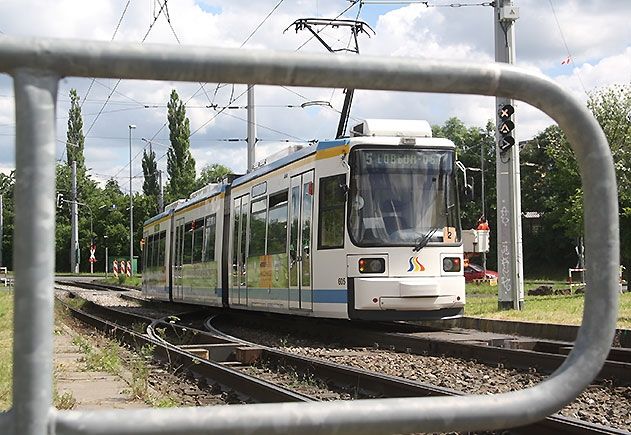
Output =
[{"x1": 413, "y1": 227, "x2": 438, "y2": 252}]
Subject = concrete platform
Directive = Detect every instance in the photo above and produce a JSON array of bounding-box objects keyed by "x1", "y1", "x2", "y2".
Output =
[{"x1": 54, "y1": 323, "x2": 146, "y2": 410}]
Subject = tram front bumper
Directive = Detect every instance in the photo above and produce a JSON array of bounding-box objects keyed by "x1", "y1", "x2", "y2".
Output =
[{"x1": 353, "y1": 277, "x2": 464, "y2": 311}]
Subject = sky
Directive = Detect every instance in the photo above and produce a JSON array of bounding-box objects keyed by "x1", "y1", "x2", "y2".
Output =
[{"x1": 0, "y1": 0, "x2": 629, "y2": 194}]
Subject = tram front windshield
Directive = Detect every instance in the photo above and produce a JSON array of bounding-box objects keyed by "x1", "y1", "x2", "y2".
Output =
[{"x1": 348, "y1": 147, "x2": 460, "y2": 247}]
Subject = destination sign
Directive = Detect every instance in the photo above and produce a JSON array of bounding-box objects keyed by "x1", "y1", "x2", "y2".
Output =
[{"x1": 360, "y1": 151, "x2": 447, "y2": 170}]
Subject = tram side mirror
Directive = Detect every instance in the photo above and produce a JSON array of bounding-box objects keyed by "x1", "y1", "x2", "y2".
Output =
[
  {"x1": 462, "y1": 184, "x2": 473, "y2": 201},
  {"x1": 464, "y1": 179, "x2": 475, "y2": 202},
  {"x1": 339, "y1": 183, "x2": 349, "y2": 199}
]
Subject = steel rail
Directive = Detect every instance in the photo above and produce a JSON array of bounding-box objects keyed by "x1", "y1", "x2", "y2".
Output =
[
  {"x1": 204, "y1": 317, "x2": 628, "y2": 435},
  {"x1": 0, "y1": 35, "x2": 618, "y2": 434},
  {"x1": 57, "y1": 299, "x2": 314, "y2": 405}
]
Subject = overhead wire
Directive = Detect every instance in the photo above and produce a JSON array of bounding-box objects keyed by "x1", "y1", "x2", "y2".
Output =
[
  {"x1": 548, "y1": 0, "x2": 588, "y2": 96},
  {"x1": 80, "y1": 0, "x2": 132, "y2": 109},
  {"x1": 84, "y1": 0, "x2": 170, "y2": 137}
]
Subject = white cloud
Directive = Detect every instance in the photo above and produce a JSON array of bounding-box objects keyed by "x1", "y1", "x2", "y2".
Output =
[{"x1": 0, "y1": 0, "x2": 629, "y2": 183}]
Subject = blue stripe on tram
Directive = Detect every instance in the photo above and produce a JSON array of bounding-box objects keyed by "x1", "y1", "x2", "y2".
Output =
[{"x1": 312, "y1": 289, "x2": 347, "y2": 304}]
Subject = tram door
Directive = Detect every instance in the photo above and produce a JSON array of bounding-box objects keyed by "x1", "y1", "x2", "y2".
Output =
[
  {"x1": 173, "y1": 217, "x2": 185, "y2": 301},
  {"x1": 231, "y1": 195, "x2": 249, "y2": 305},
  {"x1": 289, "y1": 171, "x2": 314, "y2": 311}
]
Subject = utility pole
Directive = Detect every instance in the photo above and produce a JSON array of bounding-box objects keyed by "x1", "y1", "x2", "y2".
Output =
[
  {"x1": 70, "y1": 161, "x2": 79, "y2": 273},
  {"x1": 129, "y1": 124, "x2": 136, "y2": 275},
  {"x1": 481, "y1": 142, "x2": 487, "y2": 275},
  {"x1": 247, "y1": 85, "x2": 256, "y2": 173},
  {"x1": 494, "y1": 0, "x2": 524, "y2": 310},
  {"x1": 0, "y1": 194, "x2": 3, "y2": 268},
  {"x1": 158, "y1": 170, "x2": 164, "y2": 212}
]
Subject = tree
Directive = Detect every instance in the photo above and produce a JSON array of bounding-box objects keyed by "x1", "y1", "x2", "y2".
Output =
[
  {"x1": 197, "y1": 163, "x2": 232, "y2": 189},
  {"x1": 587, "y1": 83, "x2": 631, "y2": 273},
  {"x1": 166, "y1": 89, "x2": 196, "y2": 200},
  {"x1": 142, "y1": 146, "x2": 159, "y2": 214},
  {"x1": 0, "y1": 171, "x2": 15, "y2": 269},
  {"x1": 432, "y1": 117, "x2": 497, "y2": 269},
  {"x1": 66, "y1": 89, "x2": 86, "y2": 172}
]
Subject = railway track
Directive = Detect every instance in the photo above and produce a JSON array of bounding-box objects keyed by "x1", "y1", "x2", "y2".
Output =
[{"x1": 55, "y1": 284, "x2": 629, "y2": 434}]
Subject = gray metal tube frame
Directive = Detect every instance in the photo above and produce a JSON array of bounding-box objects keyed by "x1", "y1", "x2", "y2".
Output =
[{"x1": 0, "y1": 36, "x2": 619, "y2": 434}]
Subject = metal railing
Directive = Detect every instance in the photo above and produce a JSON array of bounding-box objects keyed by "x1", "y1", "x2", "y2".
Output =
[{"x1": 0, "y1": 36, "x2": 619, "y2": 435}]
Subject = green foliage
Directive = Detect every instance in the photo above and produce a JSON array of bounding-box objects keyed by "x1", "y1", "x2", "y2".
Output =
[
  {"x1": 433, "y1": 117, "x2": 497, "y2": 268},
  {"x1": 130, "y1": 345, "x2": 154, "y2": 400},
  {"x1": 0, "y1": 172, "x2": 14, "y2": 269},
  {"x1": 72, "y1": 335, "x2": 122, "y2": 374},
  {"x1": 66, "y1": 89, "x2": 86, "y2": 172},
  {"x1": 54, "y1": 391, "x2": 77, "y2": 410},
  {"x1": 587, "y1": 84, "x2": 631, "y2": 272},
  {"x1": 142, "y1": 146, "x2": 160, "y2": 213},
  {"x1": 197, "y1": 163, "x2": 232, "y2": 189},
  {"x1": 167, "y1": 90, "x2": 196, "y2": 200}
]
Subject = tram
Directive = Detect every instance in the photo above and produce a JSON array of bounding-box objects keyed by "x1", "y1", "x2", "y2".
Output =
[{"x1": 142, "y1": 119, "x2": 465, "y2": 320}]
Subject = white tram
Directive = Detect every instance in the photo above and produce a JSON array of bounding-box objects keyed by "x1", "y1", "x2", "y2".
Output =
[{"x1": 142, "y1": 119, "x2": 465, "y2": 320}]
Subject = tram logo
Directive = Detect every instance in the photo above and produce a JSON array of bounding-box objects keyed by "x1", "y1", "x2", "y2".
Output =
[{"x1": 407, "y1": 256, "x2": 425, "y2": 272}]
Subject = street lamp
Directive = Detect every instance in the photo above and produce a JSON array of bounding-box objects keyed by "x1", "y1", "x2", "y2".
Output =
[
  {"x1": 104, "y1": 235, "x2": 109, "y2": 278},
  {"x1": 129, "y1": 124, "x2": 136, "y2": 275}
]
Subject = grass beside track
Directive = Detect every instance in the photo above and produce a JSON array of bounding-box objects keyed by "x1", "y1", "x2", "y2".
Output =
[
  {"x1": 0, "y1": 289, "x2": 13, "y2": 410},
  {"x1": 466, "y1": 281, "x2": 631, "y2": 328}
]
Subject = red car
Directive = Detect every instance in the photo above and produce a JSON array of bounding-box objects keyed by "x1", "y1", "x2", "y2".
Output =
[{"x1": 464, "y1": 263, "x2": 498, "y2": 283}]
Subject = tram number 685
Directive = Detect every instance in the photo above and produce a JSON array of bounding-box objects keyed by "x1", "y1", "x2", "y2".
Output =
[{"x1": 338, "y1": 277, "x2": 346, "y2": 286}]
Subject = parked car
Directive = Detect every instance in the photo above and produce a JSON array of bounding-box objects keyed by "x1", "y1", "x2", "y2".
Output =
[{"x1": 464, "y1": 263, "x2": 498, "y2": 283}]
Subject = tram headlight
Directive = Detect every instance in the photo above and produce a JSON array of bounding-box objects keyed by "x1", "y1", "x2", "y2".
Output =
[
  {"x1": 358, "y1": 258, "x2": 385, "y2": 274},
  {"x1": 442, "y1": 257, "x2": 461, "y2": 272}
]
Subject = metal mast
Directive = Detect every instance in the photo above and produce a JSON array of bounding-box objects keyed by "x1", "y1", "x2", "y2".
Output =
[
  {"x1": 70, "y1": 160, "x2": 79, "y2": 273},
  {"x1": 494, "y1": 0, "x2": 524, "y2": 309},
  {"x1": 247, "y1": 85, "x2": 256, "y2": 172}
]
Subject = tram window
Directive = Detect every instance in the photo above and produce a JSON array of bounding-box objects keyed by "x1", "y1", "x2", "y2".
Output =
[
  {"x1": 158, "y1": 231, "x2": 166, "y2": 267},
  {"x1": 268, "y1": 191, "x2": 288, "y2": 255},
  {"x1": 151, "y1": 234, "x2": 159, "y2": 269},
  {"x1": 145, "y1": 234, "x2": 153, "y2": 270},
  {"x1": 203, "y1": 214, "x2": 216, "y2": 262},
  {"x1": 318, "y1": 174, "x2": 346, "y2": 249},
  {"x1": 183, "y1": 222, "x2": 193, "y2": 264},
  {"x1": 154, "y1": 233, "x2": 161, "y2": 268},
  {"x1": 192, "y1": 218, "x2": 204, "y2": 263},
  {"x1": 249, "y1": 198, "x2": 267, "y2": 257}
]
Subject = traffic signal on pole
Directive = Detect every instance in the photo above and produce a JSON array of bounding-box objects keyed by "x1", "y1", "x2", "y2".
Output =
[{"x1": 498, "y1": 104, "x2": 515, "y2": 152}]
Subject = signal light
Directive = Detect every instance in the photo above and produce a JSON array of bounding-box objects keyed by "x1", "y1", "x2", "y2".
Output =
[
  {"x1": 358, "y1": 258, "x2": 385, "y2": 274},
  {"x1": 443, "y1": 257, "x2": 461, "y2": 272},
  {"x1": 497, "y1": 104, "x2": 515, "y2": 153}
]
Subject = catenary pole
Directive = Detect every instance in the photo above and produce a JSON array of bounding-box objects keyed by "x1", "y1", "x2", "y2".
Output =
[
  {"x1": 0, "y1": 194, "x2": 3, "y2": 268},
  {"x1": 247, "y1": 85, "x2": 256, "y2": 172},
  {"x1": 70, "y1": 160, "x2": 79, "y2": 273},
  {"x1": 158, "y1": 170, "x2": 164, "y2": 212},
  {"x1": 494, "y1": 0, "x2": 524, "y2": 309},
  {"x1": 128, "y1": 124, "x2": 136, "y2": 274}
]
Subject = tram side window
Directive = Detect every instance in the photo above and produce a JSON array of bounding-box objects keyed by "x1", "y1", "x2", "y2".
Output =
[
  {"x1": 318, "y1": 174, "x2": 346, "y2": 249},
  {"x1": 183, "y1": 222, "x2": 193, "y2": 264},
  {"x1": 192, "y1": 218, "x2": 204, "y2": 263},
  {"x1": 267, "y1": 191, "x2": 288, "y2": 255},
  {"x1": 158, "y1": 231, "x2": 166, "y2": 268},
  {"x1": 145, "y1": 234, "x2": 153, "y2": 271},
  {"x1": 151, "y1": 233, "x2": 159, "y2": 269},
  {"x1": 249, "y1": 198, "x2": 267, "y2": 257},
  {"x1": 203, "y1": 214, "x2": 216, "y2": 262}
]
